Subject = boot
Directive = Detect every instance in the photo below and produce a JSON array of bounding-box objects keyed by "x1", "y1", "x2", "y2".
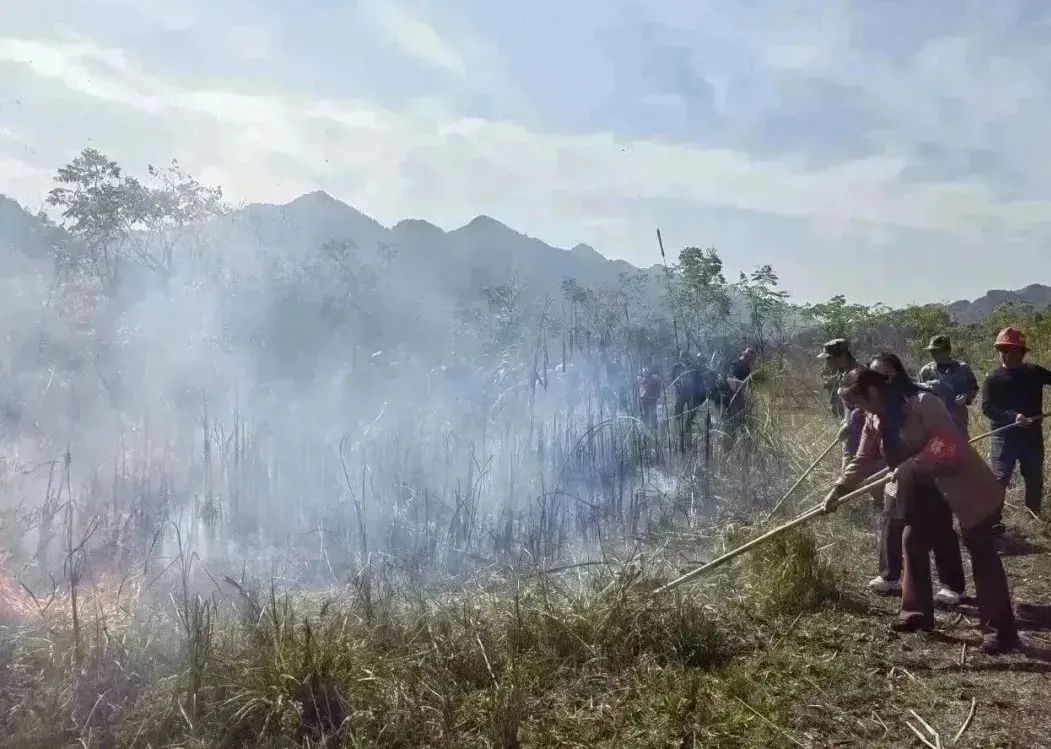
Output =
[{"x1": 979, "y1": 633, "x2": 1019, "y2": 655}]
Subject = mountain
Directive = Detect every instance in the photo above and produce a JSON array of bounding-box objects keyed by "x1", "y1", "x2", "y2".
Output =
[
  {"x1": 0, "y1": 195, "x2": 63, "y2": 261},
  {"x1": 212, "y1": 191, "x2": 662, "y2": 304},
  {"x1": 944, "y1": 284, "x2": 1051, "y2": 324}
]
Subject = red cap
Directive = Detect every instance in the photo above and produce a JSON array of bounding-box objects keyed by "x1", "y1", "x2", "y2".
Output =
[{"x1": 995, "y1": 327, "x2": 1029, "y2": 352}]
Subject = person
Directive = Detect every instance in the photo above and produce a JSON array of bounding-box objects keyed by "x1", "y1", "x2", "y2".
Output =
[
  {"x1": 919, "y1": 335, "x2": 979, "y2": 436},
  {"x1": 824, "y1": 367, "x2": 1018, "y2": 654},
  {"x1": 729, "y1": 347, "x2": 757, "y2": 381},
  {"x1": 869, "y1": 353, "x2": 965, "y2": 605},
  {"x1": 817, "y1": 339, "x2": 866, "y2": 470},
  {"x1": 672, "y1": 353, "x2": 712, "y2": 451},
  {"x1": 981, "y1": 327, "x2": 1051, "y2": 525},
  {"x1": 637, "y1": 366, "x2": 662, "y2": 431}
]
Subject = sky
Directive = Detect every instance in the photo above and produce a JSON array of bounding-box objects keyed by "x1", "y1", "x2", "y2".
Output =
[{"x1": 2, "y1": 0, "x2": 1051, "y2": 306}]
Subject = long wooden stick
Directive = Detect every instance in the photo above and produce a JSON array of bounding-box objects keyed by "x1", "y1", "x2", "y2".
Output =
[
  {"x1": 764, "y1": 437, "x2": 839, "y2": 520},
  {"x1": 654, "y1": 411, "x2": 1051, "y2": 595},
  {"x1": 654, "y1": 470, "x2": 892, "y2": 594}
]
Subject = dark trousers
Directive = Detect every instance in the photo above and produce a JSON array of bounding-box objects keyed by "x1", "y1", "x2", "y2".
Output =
[
  {"x1": 640, "y1": 399, "x2": 659, "y2": 431},
  {"x1": 674, "y1": 396, "x2": 699, "y2": 451},
  {"x1": 990, "y1": 433, "x2": 1044, "y2": 512},
  {"x1": 880, "y1": 486, "x2": 964, "y2": 593},
  {"x1": 902, "y1": 503, "x2": 1018, "y2": 644},
  {"x1": 960, "y1": 519, "x2": 1018, "y2": 645}
]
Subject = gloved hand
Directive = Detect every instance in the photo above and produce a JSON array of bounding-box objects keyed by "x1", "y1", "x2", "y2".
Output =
[{"x1": 822, "y1": 485, "x2": 848, "y2": 514}]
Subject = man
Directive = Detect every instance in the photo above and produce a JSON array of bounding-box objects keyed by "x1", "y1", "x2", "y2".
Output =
[
  {"x1": 637, "y1": 365, "x2": 662, "y2": 432},
  {"x1": 729, "y1": 347, "x2": 757, "y2": 381},
  {"x1": 919, "y1": 335, "x2": 978, "y2": 435},
  {"x1": 818, "y1": 339, "x2": 891, "y2": 594},
  {"x1": 817, "y1": 339, "x2": 863, "y2": 468},
  {"x1": 672, "y1": 353, "x2": 712, "y2": 451},
  {"x1": 982, "y1": 327, "x2": 1051, "y2": 525}
]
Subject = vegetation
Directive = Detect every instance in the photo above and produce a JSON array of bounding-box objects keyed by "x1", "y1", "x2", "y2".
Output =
[{"x1": 2, "y1": 148, "x2": 1051, "y2": 746}]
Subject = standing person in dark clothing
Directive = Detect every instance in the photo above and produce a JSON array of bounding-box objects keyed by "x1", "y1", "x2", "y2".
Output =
[
  {"x1": 870, "y1": 353, "x2": 965, "y2": 605},
  {"x1": 637, "y1": 366, "x2": 662, "y2": 432},
  {"x1": 672, "y1": 353, "x2": 713, "y2": 451},
  {"x1": 729, "y1": 348, "x2": 757, "y2": 381},
  {"x1": 817, "y1": 339, "x2": 865, "y2": 468},
  {"x1": 824, "y1": 367, "x2": 1018, "y2": 654},
  {"x1": 981, "y1": 327, "x2": 1051, "y2": 525},
  {"x1": 919, "y1": 335, "x2": 979, "y2": 436}
]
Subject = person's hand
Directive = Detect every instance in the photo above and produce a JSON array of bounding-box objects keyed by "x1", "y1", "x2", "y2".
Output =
[
  {"x1": 1015, "y1": 413, "x2": 1033, "y2": 427},
  {"x1": 822, "y1": 486, "x2": 847, "y2": 514},
  {"x1": 955, "y1": 394, "x2": 968, "y2": 405},
  {"x1": 892, "y1": 460, "x2": 916, "y2": 487}
]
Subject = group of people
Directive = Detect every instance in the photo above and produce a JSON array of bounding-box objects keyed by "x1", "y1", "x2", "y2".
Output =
[
  {"x1": 635, "y1": 348, "x2": 758, "y2": 447},
  {"x1": 818, "y1": 328, "x2": 1051, "y2": 655}
]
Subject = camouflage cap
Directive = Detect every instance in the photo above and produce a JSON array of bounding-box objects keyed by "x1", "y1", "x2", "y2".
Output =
[
  {"x1": 817, "y1": 338, "x2": 851, "y2": 360},
  {"x1": 926, "y1": 335, "x2": 951, "y2": 352}
]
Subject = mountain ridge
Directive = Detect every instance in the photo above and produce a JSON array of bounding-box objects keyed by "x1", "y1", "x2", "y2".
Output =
[
  {"x1": 5, "y1": 189, "x2": 1047, "y2": 324},
  {"x1": 943, "y1": 284, "x2": 1051, "y2": 324}
]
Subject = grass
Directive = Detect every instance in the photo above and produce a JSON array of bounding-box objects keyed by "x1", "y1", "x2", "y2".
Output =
[
  {"x1": 3, "y1": 507, "x2": 958, "y2": 749},
  {"x1": 4, "y1": 364, "x2": 1051, "y2": 747}
]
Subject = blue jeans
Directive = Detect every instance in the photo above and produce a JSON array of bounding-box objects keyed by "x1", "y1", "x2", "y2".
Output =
[{"x1": 990, "y1": 434, "x2": 1044, "y2": 512}]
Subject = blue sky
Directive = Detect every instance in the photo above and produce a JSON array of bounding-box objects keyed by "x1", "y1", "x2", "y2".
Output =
[{"x1": 3, "y1": 0, "x2": 1051, "y2": 305}]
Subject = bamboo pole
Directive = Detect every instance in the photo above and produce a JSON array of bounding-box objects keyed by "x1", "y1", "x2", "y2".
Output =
[
  {"x1": 763, "y1": 437, "x2": 840, "y2": 521},
  {"x1": 655, "y1": 411, "x2": 1051, "y2": 594}
]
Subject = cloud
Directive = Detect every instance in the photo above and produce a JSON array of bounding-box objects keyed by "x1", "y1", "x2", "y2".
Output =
[
  {"x1": 228, "y1": 24, "x2": 272, "y2": 62},
  {"x1": 3, "y1": 23, "x2": 1051, "y2": 305},
  {"x1": 368, "y1": 3, "x2": 466, "y2": 77},
  {"x1": 4, "y1": 33, "x2": 1051, "y2": 234}
]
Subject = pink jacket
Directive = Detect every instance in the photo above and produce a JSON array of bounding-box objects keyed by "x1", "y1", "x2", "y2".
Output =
[{"x1": 837, "y1": 392, "x2": 1002, "y2": 529}]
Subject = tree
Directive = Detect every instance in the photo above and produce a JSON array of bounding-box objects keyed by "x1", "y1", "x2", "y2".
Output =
[
  {"x1": 673, "y1": 246, "x2": 731, "y2": 352},
  {"x1": 803, "y1": 295, "x2": 878, "y2": 341},
  {"x1": 142, "y1": 159, "x2": 225, "y2": 289},
  {"x1": 735, "y1": 264, "x2": 790, "y2": 352},
  {"x1": 47, "y1": 148, "x2": 151, "y2": 293},
  {"x1": 47, "y1": 149, "x2": 225, "y2": 294}
]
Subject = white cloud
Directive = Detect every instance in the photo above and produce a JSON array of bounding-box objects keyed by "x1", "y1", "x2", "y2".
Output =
[
  {"x1": 229, "y1": 24, "x2": 272, "y2": 61},
  {"x1": 3, "y1": 29, "x2": 1051, "y2": 305},
  {"x1": 368, "y1": 3, "x2": 466, "y2": 76}
]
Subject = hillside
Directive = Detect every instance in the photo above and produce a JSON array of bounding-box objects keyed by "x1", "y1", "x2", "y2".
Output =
[
  {"x1": 945, "y1": 284, "x2": 1051, "y2": 324},
  {"x1": 212, "y1": 190, "x2": 663, "y2": 305}
]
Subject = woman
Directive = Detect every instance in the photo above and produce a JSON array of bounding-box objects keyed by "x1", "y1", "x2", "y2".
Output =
[
  {"x1": 824, "y1": 367, "x2": 1018, "y2": 654},
  {"x1": 868, "y1": 353, "x2": 966, "y2": 607}
]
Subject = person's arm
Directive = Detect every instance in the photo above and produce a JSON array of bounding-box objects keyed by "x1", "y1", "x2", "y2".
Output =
[
  {"x1": 1036, "y1": 364, "x2": 1051, "y2": 388},
  {"x1": 982, "y1": 373, "x2": 1017, "y2": 423},
  {"x1": 960, "y1": 363, "x2": 979, "y2": 404},
  {"x1": 824, "y1": 416, "x2": 881, "y2": 512},
  {"x1": 836, "y1": 416, "x2": 881, "y2": 490}
]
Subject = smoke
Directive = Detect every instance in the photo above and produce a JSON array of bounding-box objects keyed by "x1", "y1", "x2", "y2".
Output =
[{"x1": 0, "y1": 174, "x2": 771, "y2": 598}]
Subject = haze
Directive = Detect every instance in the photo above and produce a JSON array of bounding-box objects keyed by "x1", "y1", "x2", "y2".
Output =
[{"x1": 4, "y1": 0, "x2": 1051, "y2": 306}]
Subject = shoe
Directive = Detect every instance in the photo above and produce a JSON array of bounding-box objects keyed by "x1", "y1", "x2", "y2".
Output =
[
  {"x1": 934, "y1": 588, "x2": 962, "y2": 606},
  {"x1": 892, "y1": 615, "x2": 934, "y2": 633},
  {"x1": 979, "y1": 634, "x2": 1020, "y2": 655},
  {"x1": 867, "y1": 576, "x2": 902, "y2": 595}
]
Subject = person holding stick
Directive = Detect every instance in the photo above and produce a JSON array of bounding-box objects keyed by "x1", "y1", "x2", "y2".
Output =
[
  {"x1": 869, "y1": 353, "x2": 966, "y2": 605},
  {"x1": 823, "y1": 367, "x2": 1018, "y2": 654},
  {"x1": 982, "y1": 327, "x2": 1051, "y2": 528}
]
